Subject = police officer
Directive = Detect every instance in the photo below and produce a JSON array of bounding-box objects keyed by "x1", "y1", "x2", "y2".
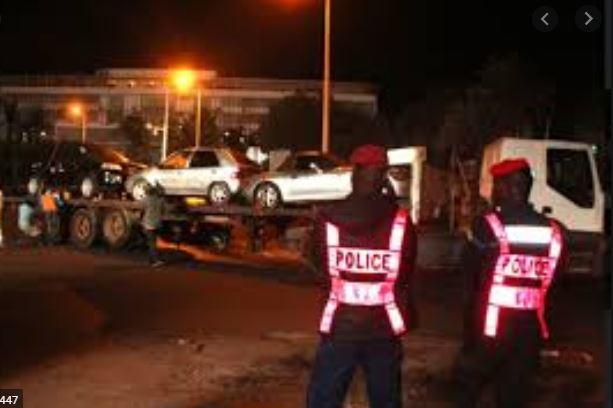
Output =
[
  {"x1": 454, "y1": 158, "x2": 566, "y2": 408},
  {"x1": 306, "y1": 144, "x2": 418, "y2": 408}
]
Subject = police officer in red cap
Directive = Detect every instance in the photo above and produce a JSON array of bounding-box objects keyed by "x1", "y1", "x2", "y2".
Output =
[
  {"x1": 454, "y1": 158, "x2": 567, "y2": 408},
  {"x1": 306, "y1": 144, "x2": 418, "y2": 408}
]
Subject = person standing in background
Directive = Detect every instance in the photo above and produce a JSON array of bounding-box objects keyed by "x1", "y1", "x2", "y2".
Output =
[{"x1": 141, "y1": 182, "x2": 165, "y2": 268}]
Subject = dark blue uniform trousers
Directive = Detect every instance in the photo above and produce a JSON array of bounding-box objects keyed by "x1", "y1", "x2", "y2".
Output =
[{"x1": 306, "y1": 336, "x2": 403, "y2": 408}]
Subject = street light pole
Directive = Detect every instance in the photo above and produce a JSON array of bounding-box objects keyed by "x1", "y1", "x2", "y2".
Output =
[
  {"x1": 80, "y1": 112, "x2": 87, "y2": 144},
  {"x1": 195, "y1": 87, "x2": 202, "y2": 147},
  {"x1": 321, "y1": 0, "x2": 331, "y2": 154},
  {"x1": 162, "y1": 87, "x2": 170, "y2": 160}
]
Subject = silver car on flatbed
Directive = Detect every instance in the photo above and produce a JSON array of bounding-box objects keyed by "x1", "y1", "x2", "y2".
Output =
[
  {"x1": 126, "y1": 147, "x2": 260, "y2": 204},
  {"x1": 243, "y1": 151, "x2": 411, "y2": 209}
]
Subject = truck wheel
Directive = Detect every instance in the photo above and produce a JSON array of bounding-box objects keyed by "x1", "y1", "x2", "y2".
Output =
[
  {"x1": 101, "y1": 208, "x2": 133, "y2": 250},
  {"x1": 69, "y1": 208, "x2": 98, "y2": 249}
]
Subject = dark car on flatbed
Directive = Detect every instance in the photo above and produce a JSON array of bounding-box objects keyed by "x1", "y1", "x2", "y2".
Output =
[{"x1": 0, "y1": 140, "x2": 144, "y2": 197}]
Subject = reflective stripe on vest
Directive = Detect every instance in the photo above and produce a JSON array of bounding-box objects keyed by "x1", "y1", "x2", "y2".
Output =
[
  {"x1": 319, "y1": 209, "x2": 409, "y2": 335},
  {"x1": 483, "y1": 213, "x2": 562, "y2": 339}
]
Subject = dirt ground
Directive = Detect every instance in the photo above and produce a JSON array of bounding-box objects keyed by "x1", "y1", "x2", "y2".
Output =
[
  {"x1": 0, "y1": 221, "x2": 606, "y2": 407},
  {"x1": 0, "y1": 329, "x2": 603, "y2": 408}
]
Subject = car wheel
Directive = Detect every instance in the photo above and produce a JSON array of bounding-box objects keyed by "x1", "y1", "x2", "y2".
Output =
[
  {"x1": 80, "y1": 175, "x2": 98, "y2": 199},
  {"x1": 27, "y1": 176, "x2": 43, "y2": 195},
  {"x1": 208, "y1": 182, "x2": 231, "y2": 205},
  {"x1": 254, "y1": 182, "x2": 282, "y2": 209},
  {"x1": 130, "y1": 178, "x2": 149, "y2": 201}
]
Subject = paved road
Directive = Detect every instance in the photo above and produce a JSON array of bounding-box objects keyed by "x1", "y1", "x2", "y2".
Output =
[{"x1": 0, "y1": 245, "x2": 606, "y2": 406}]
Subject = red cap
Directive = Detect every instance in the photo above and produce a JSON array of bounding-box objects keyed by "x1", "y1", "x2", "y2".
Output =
[
  {"x1": 490, "y1": 158, "x2": 530, "y2": 177},
  {"x1": 350, "y1": 144, "x2": 388, "y2": 168}
]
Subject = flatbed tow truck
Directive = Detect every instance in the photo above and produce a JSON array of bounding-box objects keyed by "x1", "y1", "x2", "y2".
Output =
[{"x1": 1, "y1": 195, "x2": 313, "y2": 254}]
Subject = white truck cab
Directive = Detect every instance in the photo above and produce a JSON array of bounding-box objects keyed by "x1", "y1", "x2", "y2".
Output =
[
  {"x1": 480, "y1": 138, "x2": 605, "y2": 274},
  {"x1": 387, "y1": 147, "x2": 427, "y2": 224}
]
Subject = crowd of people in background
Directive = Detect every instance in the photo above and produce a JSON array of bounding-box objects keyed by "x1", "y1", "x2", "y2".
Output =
[
  {"x1": 0, "y1": 181, "x2": 167, "y2": 268},
  {"x1": 0, "y1": 184, "x2": 68, "y2": 248}
]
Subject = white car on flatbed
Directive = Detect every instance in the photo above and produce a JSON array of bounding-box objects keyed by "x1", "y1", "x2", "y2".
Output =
[
  {"x1": 242, "y1": 150, "x2": 419, "y2": 210},
  {"x1": 126, "y1": 147, "x2": 260, "y2": 204}
]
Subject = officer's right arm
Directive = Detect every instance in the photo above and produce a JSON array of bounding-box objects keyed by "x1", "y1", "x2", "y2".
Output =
[{"x1": 461, "y1": 215, "x2": 497, "y2": 344}]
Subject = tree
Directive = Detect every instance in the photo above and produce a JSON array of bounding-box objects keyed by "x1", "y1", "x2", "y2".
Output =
[
  {"x1": 120, "y1": 113, "x2": 151, "y2": 162},
  {"x1": 17, "y1": 106, "x2": 52, "y2": 143},
  {"x1": 0, "y1": 100, "x2": 8, "y2": 142},
  {"x1": 330, "y1": 105, "x2": 393, "y2": 158},
  {"x1": 220, "y1": 128, "x2": 259, "y2": 153},
  {"x1": 168, "y1": 108, "x2": 220, "y2": 154},
  {"x1": 260, "y1": 93, "x2": 320, "y2": 152},
  {"x1": 260, "y1": 93, "x2": 392, "y2": 158},
  {"x1": 395, "y1": 54, "x2": 556, "y2": 159}
]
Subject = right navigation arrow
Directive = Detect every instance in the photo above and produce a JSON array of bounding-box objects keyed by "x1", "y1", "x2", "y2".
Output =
[{"x1": 576, "y1": 6, "x2": 601, "y2": 32}]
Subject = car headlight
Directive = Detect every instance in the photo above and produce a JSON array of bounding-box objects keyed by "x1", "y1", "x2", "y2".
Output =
[{"x1": 103, "y1": 171, "x2": 123, "y2": 184}]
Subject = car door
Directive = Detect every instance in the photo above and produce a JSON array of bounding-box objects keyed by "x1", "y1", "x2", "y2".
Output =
[
  {"x1": 310, "y1": 156, "x2": 351, "y2": 200},
  {"x1": 185, "y1": 150, "x2": 221, "y2": 195},
  {"x1": 156, "y1": 151, "x2": 191, "y2": 194},
  {"x1": 285, "y1": 155, "x2": 323, "y2": 200},
  {"x1": 286, "y1": 155, "x2": 342, "y2": 201}
]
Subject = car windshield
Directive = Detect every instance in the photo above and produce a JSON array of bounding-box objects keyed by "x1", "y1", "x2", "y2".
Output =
[
  {"x1": 84, "y1": 144, "x2": 130, "y2": 164},
  {"x1": 160, "y1": 151, "x2": 190, "y2": 169},
  {"x1": 283, "y1": 153, "x2": 344, "y2": 172}
]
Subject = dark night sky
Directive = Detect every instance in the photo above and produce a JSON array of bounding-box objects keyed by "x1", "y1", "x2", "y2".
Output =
[{"x1": 0, "y1": 0, "x2": 605, "y2": 112}]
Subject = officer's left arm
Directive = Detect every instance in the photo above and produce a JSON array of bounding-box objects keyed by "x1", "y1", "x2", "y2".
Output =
[
  {"x1": 308, "y1": 209, "x2": 330, "y2": 288},
  {"x1": 399, "y1": 216, "x2": 419, "y2": 329}
]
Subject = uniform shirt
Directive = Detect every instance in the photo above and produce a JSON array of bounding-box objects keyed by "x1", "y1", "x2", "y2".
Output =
[
  {"x1": 313, "y1": 193, "x2": 418, "y2": 340},
  {"x1": 462, "y1": 202, "x2": 567, "y2": 345}
]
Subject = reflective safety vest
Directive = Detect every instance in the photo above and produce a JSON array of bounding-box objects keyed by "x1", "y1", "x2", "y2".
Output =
[
  {"x1": 41, "y1": 193, "x2": 58, "y2": 213},
  {"x1": 483, "y1": 213, "x2": 563, "y2": 339},
  {"x1": 319, "y1": 209, "x2": 409, "y2": 335}
]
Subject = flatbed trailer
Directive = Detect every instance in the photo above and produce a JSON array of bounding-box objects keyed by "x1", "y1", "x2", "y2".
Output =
[{"x1": 1, "y1": 196, "x2": 314, "y2": 253}]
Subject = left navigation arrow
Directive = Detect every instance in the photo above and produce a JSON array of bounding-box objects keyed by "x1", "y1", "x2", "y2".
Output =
[{"x1": 533, "y1": 6, "x2": 558, "y2": 32}]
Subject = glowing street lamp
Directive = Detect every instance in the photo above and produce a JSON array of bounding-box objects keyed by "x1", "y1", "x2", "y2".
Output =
[
  {"x1": 172, "y1": 69, "x2": 196, "y2": 94},
  {"x1": 161, "y1": 68, "x2": 204, "y2": 160},
  {"x1": 68, "y1": 102, "x2": 87, "y2": 143}
]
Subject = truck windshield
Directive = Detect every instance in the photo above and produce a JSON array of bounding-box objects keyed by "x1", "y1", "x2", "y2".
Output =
[{"x1": 547, "y1": 148, "x2": 595, "y2": 208}]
